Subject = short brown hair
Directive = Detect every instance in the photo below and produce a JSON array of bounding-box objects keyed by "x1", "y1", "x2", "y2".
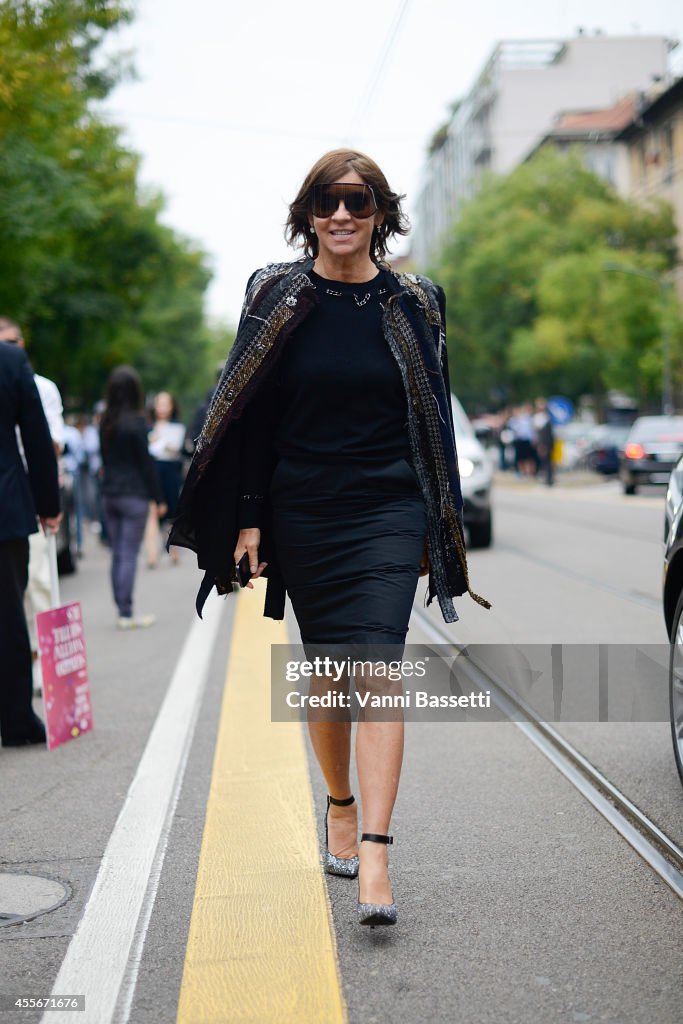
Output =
[
  {"x1": 286, "y1": 148, "x2": 409, "y2": 263},
  {"x1": 0, "y1": 316, "x2": 22, "y2": 340}
]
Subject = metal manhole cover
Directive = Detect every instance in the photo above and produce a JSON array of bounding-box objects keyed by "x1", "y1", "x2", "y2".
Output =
[{"x1": 0, "y1": 873, "x2": 68, "y2": 926}]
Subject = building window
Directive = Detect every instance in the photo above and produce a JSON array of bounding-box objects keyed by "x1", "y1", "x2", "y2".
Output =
[
  {"x1": 604, "y1": 151, "x2": 615, "y2": 185},
  {"x1": 637, "y1": 139, "x2": 646, "y2": 182},
  {"x1": 663, "y1": 122, "x2": 674, "y2": 185}
]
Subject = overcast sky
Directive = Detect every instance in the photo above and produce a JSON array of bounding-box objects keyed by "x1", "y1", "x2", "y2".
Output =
[{"x1": 102, "y1": 0, "x2": 683, "y2": 323}]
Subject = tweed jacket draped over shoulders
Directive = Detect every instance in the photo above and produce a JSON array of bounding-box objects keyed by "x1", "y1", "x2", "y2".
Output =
[{"x1": 168, "y1": 256, "x2": 490, "y2": 622}]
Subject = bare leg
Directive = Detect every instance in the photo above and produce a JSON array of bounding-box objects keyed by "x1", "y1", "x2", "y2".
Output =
[
  {"x1": 307, "y1": 675, "x2": 357, "y2": 859},
  {"x1": 355, "y1": 669, "x2": 404, "y2": 905},
  {"x1": 144, "y1": 505, "x2": 159, "y2": 567}
]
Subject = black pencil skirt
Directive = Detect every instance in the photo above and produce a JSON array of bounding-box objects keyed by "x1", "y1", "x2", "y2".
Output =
[{"x1": 270, "y1": 456, "x2": 427, "y2": 652}]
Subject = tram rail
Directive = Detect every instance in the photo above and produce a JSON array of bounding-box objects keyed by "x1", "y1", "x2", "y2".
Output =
[{"x1": 412, "y1": 606, "x2": 683, "y2": 902}]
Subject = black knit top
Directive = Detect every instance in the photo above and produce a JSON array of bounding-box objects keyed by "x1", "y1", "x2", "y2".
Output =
[{"x1": 237, "y1": 268, "x2": 411, "y2": 528}]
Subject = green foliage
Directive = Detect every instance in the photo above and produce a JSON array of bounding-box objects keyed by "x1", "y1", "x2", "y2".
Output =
[
  {"x1": 432, "y1": 148, "x2": 682, "y2": 410},
  {"x1": 0, "y1": 0, "x2": 223, "y2": 412}
]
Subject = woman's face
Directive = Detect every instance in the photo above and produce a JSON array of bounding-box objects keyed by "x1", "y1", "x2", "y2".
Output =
[
  {"x1": 154, "y1": 392, "x2": 173, "y2": 420},
  {"x1": 309, "y1": 168, "x2": 384, "y2": 265}
]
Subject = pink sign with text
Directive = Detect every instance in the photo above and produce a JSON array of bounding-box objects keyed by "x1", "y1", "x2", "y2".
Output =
[{"x1": 36, "y1": 601, "x2": 94, "y2": 751}]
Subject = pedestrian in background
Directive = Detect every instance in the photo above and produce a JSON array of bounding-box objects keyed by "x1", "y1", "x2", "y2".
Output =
[
  {"x1": 498, "y1": 408, "x2": 514, "y2": 471},
  {"x1": 533, "y1": 397, "x2": 555, "y2": 487},
  {"x1": 100, "y1": 366, "x2": 165, "y2": 630},
  {"x1": 81, "y1": 405, "x2": 108, "y2": 542},
  {"x1": 145, "y1": 391, "x2": 185, "y2": 568},
  {"x1": 508, "y1": 403, "x2": 536, "y2": 477},
  {"x1": 171, "y1": 148, "x2": 489, "y2": 929},
  {"x1": 0, "y1": 318, "x2": 65, "y2": 693},
  {"x1": 62, "y1": 419, "x2": 85, "y2": 557},
  {"x1": 0, "y1": 339, "x2": 61, "y2": 746}
]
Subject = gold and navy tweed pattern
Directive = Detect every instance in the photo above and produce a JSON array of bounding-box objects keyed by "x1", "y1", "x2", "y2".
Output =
[
  {"x1": 384, "y1": 281, "x2": 489, "y2": 618},
  {"x1": 194, "y1": 264, "x2": 314, "y2": 473}
]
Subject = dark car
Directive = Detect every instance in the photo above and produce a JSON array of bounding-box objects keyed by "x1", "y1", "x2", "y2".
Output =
[
  {"x1": 584, "y1": 424, "x2": 630, "y2": 475},
  {"x1": 55, "y1": 471, "x2": 77, "y2": 576},
  {"x1": 662, "y1": 454, "x2": 683, "y2": 786},
  {"x1": 619, "y1": 416, "x2": 683, "y2": 495}
]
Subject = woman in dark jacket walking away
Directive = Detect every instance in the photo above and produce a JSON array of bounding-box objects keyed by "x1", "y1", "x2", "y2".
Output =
[{"x1": 100, "y1": 366, "x2": 165, "y2": 630}]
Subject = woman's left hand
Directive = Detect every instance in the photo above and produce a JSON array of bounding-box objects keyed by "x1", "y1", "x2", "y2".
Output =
[
  {"x1": 419, "y1": 541, "x2": 429, "y2": 577},
  {"x1": 234, "y1": 528, "x2": 268, "y2": 589}
]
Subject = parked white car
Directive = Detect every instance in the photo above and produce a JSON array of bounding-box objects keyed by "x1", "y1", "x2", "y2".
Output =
[
  {"x1": 451, "y1": 394, "x2": 493, "y2": 548},
  {"x1": 554, "y1": 421, "x2": 595, "y2": 469}
]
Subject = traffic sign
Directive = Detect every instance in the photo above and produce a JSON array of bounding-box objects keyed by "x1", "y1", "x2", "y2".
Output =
[{"x1": 547, "y1": 396, "x2": 574, "y2": 425}]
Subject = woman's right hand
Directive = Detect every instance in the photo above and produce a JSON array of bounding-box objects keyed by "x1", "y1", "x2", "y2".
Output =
[{"x1": 234, "y1": 528, "x2": 268, "y2": 589}]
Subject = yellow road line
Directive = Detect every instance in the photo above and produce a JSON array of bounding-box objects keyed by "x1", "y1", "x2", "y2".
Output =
[{"x1": 176, "y1": 582, "x2": 347, "y2": 1024}]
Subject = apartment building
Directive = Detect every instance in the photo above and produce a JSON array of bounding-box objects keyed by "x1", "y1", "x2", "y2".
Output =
[
  {"x1": 412, "y1": 33, "x2": 673, "y2": 269},
  {"x1": 617, "y1": 78, "x2": 683, "y2": 299},
  {"x1": 526, "y1": 94, "x2": 637, "y2": 195}
]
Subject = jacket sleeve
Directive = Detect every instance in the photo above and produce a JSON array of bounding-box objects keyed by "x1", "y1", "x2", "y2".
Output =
[
  {"x1": 234, "y1": 272, "x2": 280, "y2": 531},
  {"x1": 35, "y1": 375, "x2": 65, "y2": 451},
  {"x1": 435, "y1": 285, "x2": 465, "y2": 524},
  {"x1": 237, "y1": 380, "x2": 279, "y2": 530},
  {"x1": 16, "y1": 352, "x2": 60, "y2": 518},
  {"x1": 436, "y1": 285, "x2": 457, "y2": 446}
]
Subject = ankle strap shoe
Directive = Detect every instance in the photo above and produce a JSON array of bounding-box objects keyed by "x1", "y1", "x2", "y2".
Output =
[
  {"x1": 324, "y1": 794, "x2": 359, "y2": 878},
  {"x1": 357, "y1": 833, "x2": 397, "y2": 927}
]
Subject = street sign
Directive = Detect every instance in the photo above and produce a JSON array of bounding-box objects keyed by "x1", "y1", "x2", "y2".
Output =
[
  {"x1": 36, "y1": 601, "x2": 94, "y2": 751},
  {"x1": 547, "y1": 396, "x2": 574, "y2": 425}
]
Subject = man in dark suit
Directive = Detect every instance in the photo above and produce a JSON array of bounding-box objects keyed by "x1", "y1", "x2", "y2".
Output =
[{"x1": 0, "y1": 340, "x2": 61, "y2": 746}]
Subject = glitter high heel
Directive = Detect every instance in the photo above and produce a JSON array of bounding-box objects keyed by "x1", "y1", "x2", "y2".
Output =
[
  {"x1": 357, "y1": 833, "x2": 397, "y2": 927},
  {"x1": 324, "y1": 794, "x2": 359, "y2": 878}
]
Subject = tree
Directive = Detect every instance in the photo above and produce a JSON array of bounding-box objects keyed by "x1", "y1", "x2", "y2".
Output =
[
  {"x1": 0, "y1": 0, "x2": 220, "y2": 411},
  {"x1": 432, "y1": 148, "x2": 682, "y2": 410},
  {"x1": 0, "y1": 2, "x2": 133, "y2": 313}
]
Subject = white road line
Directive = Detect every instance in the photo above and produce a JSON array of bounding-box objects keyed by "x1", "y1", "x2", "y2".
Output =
[{"x1": 41, "y1": 593, "x2": 226, "y2": 1024}]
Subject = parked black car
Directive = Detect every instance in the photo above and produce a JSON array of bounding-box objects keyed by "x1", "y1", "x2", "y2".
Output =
[
  {"x1": 662, "y1": 453, "x2": 683, "y2": 786},
  {"x1": 620, "y1": 416, "x2": 683, "y2": 495},
  {"x1": 583, "y1": 424, "x2": 630, "y2": 475}
]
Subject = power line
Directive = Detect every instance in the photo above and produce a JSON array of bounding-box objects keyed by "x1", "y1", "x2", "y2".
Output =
[
  {"x1": 103, "y1": 106, "x2": 425, "y2": 144},
  {"x1": 349, "y1": 0, "x2": 412, "y2": 135}
]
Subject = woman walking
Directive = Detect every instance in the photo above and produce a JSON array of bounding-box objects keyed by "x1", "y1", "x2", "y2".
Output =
[
  {"x1": 100, "y1": 366, "x2": 165, "y2": 629},
  {"x1": 170, "y1": 149, "x2": 488, "y2": 928},
  {"x1": 145, "y1": 391, "x2": 185, "y2": 567}
]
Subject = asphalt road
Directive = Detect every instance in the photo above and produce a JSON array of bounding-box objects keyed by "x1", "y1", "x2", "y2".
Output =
[
  {"x1": 446, "y1": 474, "x2": 681, "y2": 846},
  {"x1": 0, "y1": 474, "x2": 681, "y2": 1024}
]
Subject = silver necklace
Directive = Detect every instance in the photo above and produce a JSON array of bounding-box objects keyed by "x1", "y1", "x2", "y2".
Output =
[{"x1": 321, "y1": 283, "x2": 387, "y2": 307}]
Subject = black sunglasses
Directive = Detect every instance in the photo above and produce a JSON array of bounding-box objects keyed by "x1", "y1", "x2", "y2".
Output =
[{"x1": 309, "y1": 182, "x2": 378, "y2": 219}]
